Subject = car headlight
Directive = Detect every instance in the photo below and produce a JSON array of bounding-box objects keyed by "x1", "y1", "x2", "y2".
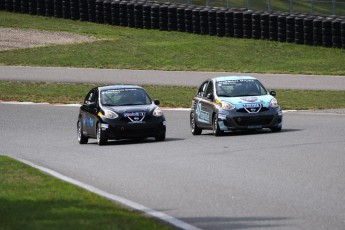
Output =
[
  {"x1": 270, "y1": 98, "x2": 279, "y2": 107},
  {"x1": 221, "y1": 101, "x2": 235, "y2": 110},
  {"x1": 153, "y1": 107, "x2": 163, "y2": 117},
  {"x1": 104, "y1": 110, "x2": 118, "y2": 119}
]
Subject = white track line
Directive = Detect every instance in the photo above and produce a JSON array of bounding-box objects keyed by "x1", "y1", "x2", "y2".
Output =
[{"x1": 13, "y1": 157, "x2": 202, "y2": 230}]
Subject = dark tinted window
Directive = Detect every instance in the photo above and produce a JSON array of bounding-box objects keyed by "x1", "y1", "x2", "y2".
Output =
[
  {"x1": 205, "y1": 81, "x2": 214, "y2": 98},
  {"x1": 197, "y1": 81, "x2": 209, "y2": 97},
  {"x1": 216, "y1": 79, "x2": 267, "y2": 97},
  {"x1": 84, "y1": 89, "x2": 98, "y2": 104},
  {"x1": 100, "y1": 88, "x2": 152, "y2": 106}
]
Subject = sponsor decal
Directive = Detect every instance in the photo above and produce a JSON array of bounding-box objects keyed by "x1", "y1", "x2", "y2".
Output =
[
  {"x1": 243, "y1": 103, "x2": 262, "y2": 113},
  {"x1": 243, "y1": 103, "x2": 261, "y2": 108},
  {"x1": 124, "y1": 111, "x2": 145, "y2": 122},
  {"x1": 218, "y1": 114, "x2": 227, "y2": 120},
  {"x1": 83, "y1": 115, "x2": 94, "y2": 127},
  {"x1": 195, "y1": 100, "x2": 210, "y2": 124},
  {"x1": 124, "y1": 112, "x2": 145, "y2": 117},
  {"x1": 82, "y1": 114, "x2": 87, "y2": 126},
  {"x1": 240, "y1": 97, "x2": 258, "y2": 102},
  {"x1": 101, "y1": 124, "x2": 109, "y2": 130},
  {"x1": 89, "y1": 117, "x2": 94, "y2": 127}
]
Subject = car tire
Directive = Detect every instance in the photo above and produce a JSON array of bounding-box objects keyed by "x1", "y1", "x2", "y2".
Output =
[
  {"x1": 96, "y1": 122, "x2": 107, "y2": 146},
  {"x1": 77, "y1": 120, "x2": 88, "y2": 144},
  {"x1": 190, "y1": 112, "x2": 202, "y2": 135},
  {"x1": 270, "y1": 126, "x2": 282, "y2": 132},
  {"x1": 213, "y1": 115, "x2": 224, "y2": 136},
  {"x1": 155, "y1": 133, "x2": 166, "y2": 141}
]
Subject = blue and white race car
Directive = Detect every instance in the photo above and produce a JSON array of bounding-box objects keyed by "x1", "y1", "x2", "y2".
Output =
[{"x1": 190, "y1": 76, "x2": 283, "y2": 136}]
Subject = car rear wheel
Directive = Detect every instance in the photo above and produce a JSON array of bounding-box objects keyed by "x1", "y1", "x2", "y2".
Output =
[
  {"x1": 97, "y1": 122, "x2": 107, "y2": 146},
  {"x1": 190, "y1": 112, "x2": 202, "y2": 135},
  {"x1": 213, "y1": 115, "x2": 224, "y2": 136},
  {"x1": 77, "y1": 120, "x2": 88, "y2": 144}
]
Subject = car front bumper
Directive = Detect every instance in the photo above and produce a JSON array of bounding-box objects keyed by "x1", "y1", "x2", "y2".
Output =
[
  {"x1": 217, "y1": 107, "x2": 283, "y2": 131},
  {"x1": 101, "y1": 118, "x2": 166, "y2": 139}
]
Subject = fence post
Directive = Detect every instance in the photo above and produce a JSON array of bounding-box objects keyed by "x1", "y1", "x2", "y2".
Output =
[
  {"x1": 311, "y1": 0, "x2": 315, "y2": 15},
  {"x1": 267, "y1": 0, "x2": 272, "y2": 12},
  {"x1": 227, "y1": 0, "x2": 230, "y2": 9},
  {"x1": 289, "y1": 0, "x2": 293, "y2": 15},
  {"x1": 332, "y1": 0, "x2": 336, "y2": 15}
]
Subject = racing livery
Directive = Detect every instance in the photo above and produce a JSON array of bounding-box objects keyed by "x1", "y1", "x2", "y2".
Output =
[
  {"x1": 190, "y1": 76, "x2": 283, "y2": 136},
  {"x1": 77, "y1": 85, "x2": 166, "y2": 145}
]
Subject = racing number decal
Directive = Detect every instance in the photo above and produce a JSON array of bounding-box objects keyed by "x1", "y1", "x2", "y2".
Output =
[{"x1": 195, "y1": 100, "x2": 210, "y2": 124}]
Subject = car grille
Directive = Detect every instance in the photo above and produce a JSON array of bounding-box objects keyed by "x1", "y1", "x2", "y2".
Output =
[
  {"x1": 233, "y1": 115, "x2": 274, "y2": 126},
  {"x1": 237, "y1": 107, "x2": 269, "y2": 113},
  {"x1": 120, "y1": 115, "x2": 152, "y2": 122}
]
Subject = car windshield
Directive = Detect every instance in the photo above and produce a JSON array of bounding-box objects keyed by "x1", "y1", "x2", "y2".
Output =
[
  {"x1": 100, "y1": 88, "x2": 152, "y2": 106},
  {"x1": 216, "y1": 79, "x2": 268, "y2": 97}
]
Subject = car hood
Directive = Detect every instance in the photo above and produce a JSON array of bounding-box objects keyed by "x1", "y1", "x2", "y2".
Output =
[
  {"x1": 218, "y1": 95, "x2": 274, "y2": 109},
  {"x1": 103, "y1": 104, "x2": 156, "y2": 114}
]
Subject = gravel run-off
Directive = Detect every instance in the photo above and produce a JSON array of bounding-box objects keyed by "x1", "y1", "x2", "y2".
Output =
[{"x1": 0, "y1": 28, "x2": 97, "y2": 51}]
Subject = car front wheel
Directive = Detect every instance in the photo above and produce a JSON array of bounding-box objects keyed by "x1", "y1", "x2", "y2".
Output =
[
  {"x1": 190, "y1": 112, "x2": 202, "y2": 135},
  {"x1": 270, "y1": 126, "x2": 282, "y2": 132},
  {"x1": 213, "y1": 115, "x2": 224, "y2": 136},
  {"x1": 96, "y1": 122, "x2": 108, "y2": 146},
  {"x1": 155, "y1": 133, "x2": 166, "y2": 141},
  {"x1": 77, "y1": 120, "x2": 88, "y2": 144}
]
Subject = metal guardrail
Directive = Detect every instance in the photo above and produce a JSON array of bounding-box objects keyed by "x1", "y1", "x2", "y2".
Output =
[{"x1": 157, "y1": 0, "x2": 345, "y2": 16}]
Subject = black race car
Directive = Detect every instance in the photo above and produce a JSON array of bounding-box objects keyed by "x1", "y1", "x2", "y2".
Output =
[{"x1": 77, "y1": 85, "x2": 166, "y2": 145}]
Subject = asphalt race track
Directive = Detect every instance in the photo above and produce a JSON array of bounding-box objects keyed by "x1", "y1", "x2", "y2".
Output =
[
  {"x1": 1, "y1": 103, "x2": 345, "y2": 230},
  {"x1": 1, "y1": 66, "x2": 345, "y2": 90}
]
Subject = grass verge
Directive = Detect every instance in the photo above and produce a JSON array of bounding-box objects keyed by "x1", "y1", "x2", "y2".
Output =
[
  {"x1": 0, "y1": 155, "x2": 174, "y2": 230},
  {"x1": 1, "y1": 11, "x2": 345, "y2": 75},
  {"x1": 1, "y1": 81, "x2": 345, "y2": 110}
]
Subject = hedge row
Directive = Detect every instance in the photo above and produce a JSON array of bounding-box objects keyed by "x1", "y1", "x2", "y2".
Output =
[{"x1": 1, "y1": 0, "x2": 345, "y2": 49}]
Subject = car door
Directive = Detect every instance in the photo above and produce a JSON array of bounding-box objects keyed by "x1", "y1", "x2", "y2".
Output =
[
  {"x1": 201, "y1": 80, "x2": 216, "y2": 127},
  {"x1": 80, "y1": 88, "x2": 99, "y2": 136},
  {"x1": 194, "y1": 80, "x2": 213, "y2": 128}
]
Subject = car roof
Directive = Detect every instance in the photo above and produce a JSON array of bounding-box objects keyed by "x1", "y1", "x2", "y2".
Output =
[
  {"x1": 212, "y1": 76, "x2": 257, "y2": 82},
  {"x1": 98, "y1": 85, "x2": 143, "y2": 91}
]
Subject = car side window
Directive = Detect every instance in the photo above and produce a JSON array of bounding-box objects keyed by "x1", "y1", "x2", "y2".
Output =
[
  {"x1": 205, "y1": 81, "x2": 214, "y2": 98},
  {"x1": 197, "y1": 81, "x2": 208, "y2": 97},
  {"x1": 84, "y1": 89, "x2": 98, "y2": 105}
]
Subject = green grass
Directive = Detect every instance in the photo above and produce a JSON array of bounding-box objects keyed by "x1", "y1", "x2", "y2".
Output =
[
  {"x1": 0, "y1": 155, "x2": 174, "y2": 230},
  {"x1": 1, "y1": 81, "x2": 345, "y2": 110},
  {"x1": 1, "y1": 11, "x2": 345, "y2": 75}
]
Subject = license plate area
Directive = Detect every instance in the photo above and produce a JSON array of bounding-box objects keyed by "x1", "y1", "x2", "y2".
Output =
[
  {"x1": 243, "y1": 103, "x2": 261, "y2": 108},
  {"x1": 243, "y1": 104, "x2": 262, "y2": 113},
  {"x1": 124, "y1": 112, "x2": 145, "y2": 117},
  {"x1": 124, "y1": 112, "x2": 146, "y2": 122}
]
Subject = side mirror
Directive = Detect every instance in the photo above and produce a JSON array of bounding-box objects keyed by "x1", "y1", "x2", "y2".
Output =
[
  {"x1": 86, "y1": 101, "x2": 97, "y2": 108},
  {"x1": 154, "y1": 99, "x2": 160, "y2": 105},
  {"x1": 206, "y1": 93, "x2": 214, "y2": 100},
  {"x1": 270, "y1": 91, "x2": 276, "y2": 96}
]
